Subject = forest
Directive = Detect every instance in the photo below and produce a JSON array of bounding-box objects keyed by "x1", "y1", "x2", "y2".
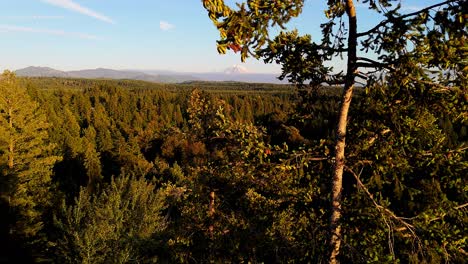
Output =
[
  {"x1": 0, "y1": 73, "x2": 466, "y2": 263},
  {"x1": 1, "y1": 0, "x2": 467, "y2": 263}
]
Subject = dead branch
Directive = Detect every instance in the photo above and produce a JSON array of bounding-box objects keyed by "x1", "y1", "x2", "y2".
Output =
[
  {"x1": 367, "y1": 128, "x2": 391, "y2": 146},
  {"x1": 428, "y1": 203, "x2": 468, "y2": 223},
  {"x1": 345, "y1": 166, "x2": 419, "y2": 240}
]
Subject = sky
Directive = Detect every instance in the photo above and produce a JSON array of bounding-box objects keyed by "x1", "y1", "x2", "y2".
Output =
[{"x1": 0, "y1": 0, "x2": 438, "y2": 74}]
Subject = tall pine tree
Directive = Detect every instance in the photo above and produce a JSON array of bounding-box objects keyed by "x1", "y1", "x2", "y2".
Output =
[{"x1": 0, "y1": 71, "x2": 61, "y2": 257}]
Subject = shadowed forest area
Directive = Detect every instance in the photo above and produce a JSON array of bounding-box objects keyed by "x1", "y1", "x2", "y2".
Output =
[{"x1": 0, "y1": 74, "x2": 466, "y2": 263}]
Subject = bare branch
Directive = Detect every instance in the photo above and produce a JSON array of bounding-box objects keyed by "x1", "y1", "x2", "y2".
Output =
[
  {"x1": 428, "y1": 203, "x2": 468, "y2": 223},
  {"x1": 356, "y1": 62, "x2": 377, "y2": 68},
  {"x1": 307, "y1": 157, "x2": 329, "y2": 161},
  {"x1": 447, "y1": 146, "x2": 468, "y2": 153},
  {"x1": 321, "y1": 46, "x2": 349, "y2": 53},
  {"x1": 348, "y1": 164, "x2": 467, "y2": 254},
  {"x1": 357, "y1": 57, "x2": 394, "y2": 70},
  {"x1": 356, "y1": 62, "x2": 388, "y2": 69},
  {"x1": 357, "y1": 57, "x2": 383, "y2": 64},
  {"x1": 366, "y1": 128, "x2": 391, "y2": 146},
  {"x1": 356, "y1": 72, "x2": 368, "y2": 80},
  {"x1": 345, "y1": 166, "x2": 419, "y2": 240}
]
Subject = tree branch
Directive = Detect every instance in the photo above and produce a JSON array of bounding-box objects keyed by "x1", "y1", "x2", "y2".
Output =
[
  {"x1": 358, "y1": 57, "x2": 393, "y2": 68},
  {"x1": 345, "y1": 166, "x2": 419, "y2": 240},
  {"x1": 428, "y1": 203, "x2": 468, "y2": 223},
  {"x1": 320, "y1": 46, "x2": 349, "y2": 53},
  {"x1": 357, "y1": 0, "x2": 459, "y2": 37},
  {"x1": 356, "y1": 57, "x2": 394, "y2": 71},
  {"x1": 356, "y1": 62, "x2": 385, "y2": 69},
  {"x1": 356, "y1": 73, "x2": 368, "y2": 80},
  {"x1": 407, "y1": 76, "x2": 454, "y2": 92}
]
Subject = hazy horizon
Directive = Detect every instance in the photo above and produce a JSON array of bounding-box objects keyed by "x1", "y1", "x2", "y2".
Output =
[
  {"x1": 1, "y1": 0, "x2": 435, "y2": 74},
  {"x1": 13, "y1": 65, "x2": 289, "y2": 84},
  {"x1": 8, "y1": 64, "x2": 282, "y2": 75}
]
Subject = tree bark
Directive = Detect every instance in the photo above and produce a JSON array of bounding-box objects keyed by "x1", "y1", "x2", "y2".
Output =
[
  {"x1": 8, "y1": 106, "x2": 14, "y2": 169},
  {"x1": 329, "y1": 0, "x2": 357, "y2": 263},
  {"x1": 208, "y1": 191, "x2": 215, "y2": 237}
]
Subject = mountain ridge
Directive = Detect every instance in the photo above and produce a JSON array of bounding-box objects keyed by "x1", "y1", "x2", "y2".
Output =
[
  {"x1": 14, "y1": 66, "x2": 285, "y2": 84},
  {"x1": 15, "y1": 66, "x2": 198, "y2": 83}
]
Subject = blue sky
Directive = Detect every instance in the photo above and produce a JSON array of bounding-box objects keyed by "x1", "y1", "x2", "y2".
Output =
[{"x1": 0, "y1": 0, "x2": 436, "y2": 73}]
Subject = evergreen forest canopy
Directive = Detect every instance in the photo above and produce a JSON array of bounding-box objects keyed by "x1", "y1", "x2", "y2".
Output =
[{"x1": 0, "y1": 0, "x2": 466, "y2": 263}]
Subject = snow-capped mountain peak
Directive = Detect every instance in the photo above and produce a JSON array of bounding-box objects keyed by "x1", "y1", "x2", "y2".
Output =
[{"x1": 224, "y1": 64, "x2": 249, "y2": 74}]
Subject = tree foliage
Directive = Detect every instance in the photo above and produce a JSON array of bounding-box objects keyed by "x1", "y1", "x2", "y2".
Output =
[
  {"x1": 0, "y1": 71, "x2": 61, "y2": 258},
  {"x1": 203, "y1": 0, "x2": 467, "y2": 262},
  {"x1": 0, "y1": 66, "x2": 464, "y2": 263},
  {"x1": 53, "y1": 174, "x2": 172, "y2": 263}
]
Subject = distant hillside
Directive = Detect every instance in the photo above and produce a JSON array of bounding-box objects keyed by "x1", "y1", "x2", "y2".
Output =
[
  {"x1": 15, "y1": 66, "x2": 286, "y2": 84},
  {"x1": 138, "y1": 66, "x2": 285, "y2": 84},
  {"x1": 67, "y1": 68, "x2": 143, "y2": 79},
  {"x1": 192, "y1": 72, "x2": 284, "y2": 84},
  {"x1": 15, "y1": 67, "x2": 199, "y2": 83},
  {"x1": 15, "y1": 66, "x2": 69, "y2": 78}
]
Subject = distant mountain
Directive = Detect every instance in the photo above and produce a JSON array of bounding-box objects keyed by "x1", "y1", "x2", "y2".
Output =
[
  {"x1": 71, "y1": 68, "x2": 202, "y2": 83},
  {"x1": 135, "y1": 68, "x2": 283, "y2": 83},
  {"x1": 15, "y1": 67, "x2": 199, "y2": 83},
  {"x1": 15, "y1": 66, "x2": 69, "y2": 78},
  {"x1": 192, "y1": 72, "x2": 284, "y2": 84},
  {"x1": 224, "y1": 65, "x2": 249, "y2": 74},
  {"x1": 212, "y1": 65, "x2": 284, "y2": 83},
  {"x1": 68, "y1": 68, "x2": 142, "y2": 79},
  {"x1": 15, "y1": 66, "x2": 286, "y2": 84}
]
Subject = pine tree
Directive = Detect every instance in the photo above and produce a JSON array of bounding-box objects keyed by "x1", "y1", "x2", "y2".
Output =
[
  {"x1": 0, "y1": 71, "x2": 61, "y2": 253},
  {"x1": 54, "y1": 174, "x2": 170, "y2": 263},
  {"x1": 83, "y1": 126, "x2": 102, "y2": 190}
]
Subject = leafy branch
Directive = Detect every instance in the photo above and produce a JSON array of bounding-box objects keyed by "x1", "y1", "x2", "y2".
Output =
[{"x1": 356, "y1": 0, "x2": 460, "y2": 37}]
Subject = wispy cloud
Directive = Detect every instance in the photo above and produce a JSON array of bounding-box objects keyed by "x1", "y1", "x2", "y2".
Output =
[
  {"x1": 0, "y1": 24, "x2": 100, "y2": 40},
  {"x1": 2, "y1": 15, "x2": 65, "y2": 20},
  {"x1": 160, "y1": 21, "x2": 175, "y2": 31},
  {"x1": 41, "y1": 0, "x2": 115, "y2": 24}
]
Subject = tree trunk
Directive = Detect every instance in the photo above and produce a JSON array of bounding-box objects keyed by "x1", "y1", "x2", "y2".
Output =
[
  {"x1": 208, "y1": 191, "x2": 215, "y2": 237},
  {"x1": 8, "y1": 106, "x2": 14, "y2": 169},
  {"x1": 329, "y1": 0, "x2": 357, "y2": 263}
]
